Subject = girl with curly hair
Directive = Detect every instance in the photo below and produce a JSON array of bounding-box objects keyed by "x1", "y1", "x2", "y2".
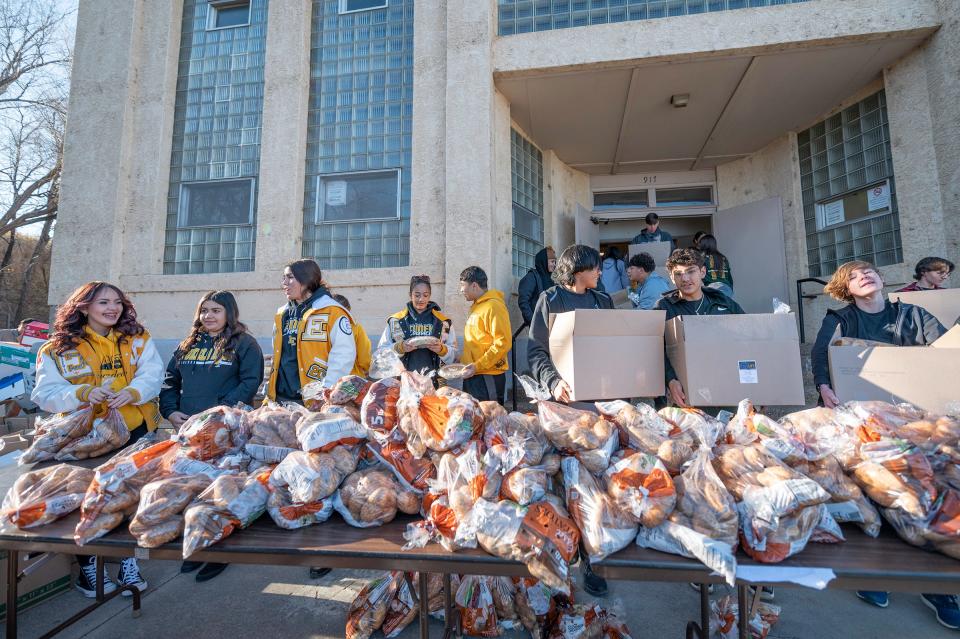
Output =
[{"x1": 31, "y1": 281, "x2": 163, "y2": 598}]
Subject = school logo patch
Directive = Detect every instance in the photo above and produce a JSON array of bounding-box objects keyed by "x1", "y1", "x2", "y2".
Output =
[
  {"x1": 338, "y1": 316, "x2": 353, "y2": 336},
  {"x1": 59, "y1": 352, "x2": 93, "y2": 379},
  {"x1": 302, "y1": 315, "x2": 330, "y2": 342},
  {"x1": 305, "y1": 363, "x2": 327, "y2": 381}
]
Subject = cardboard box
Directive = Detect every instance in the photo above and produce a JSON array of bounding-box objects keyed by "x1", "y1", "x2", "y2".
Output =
[
  {"x1": 0, "y1": 342, "x2": 35, "y2": 379},
  {"x1": 549, "y1": 309, "x2": 665, "y2": 401},
  {"x1": 0, "y1": 551, "x2": 72, "y2": 619},
  {"x1": 2, "y1": 415, "x2": 38, "y2": 434},
  {"x1": 628, "y1": 240, "x2": 673, "y2": 267},
  {"x1": 610, "y1": 289, "x2": 633, "y2": 310},
  {"x1": 18, "y1": 321, "x2": 49, "y2": 347},
  {"x1": 828, "y1": 325, "x2": 960, "y2": 414},
  {"x1": 665, "y1": 313, "x2": 805, "y2": 406},
  {"x1": 0, "y1": 432, "x2": 31, "y2": 455},
  {"x1": 889, "y1": 289, "x2": 960, "y2": 328},
  {"x1": 0, "y1": 373, "x2": 26, "y2": 403}
]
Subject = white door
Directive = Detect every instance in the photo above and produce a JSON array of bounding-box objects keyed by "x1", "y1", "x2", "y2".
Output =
[
  {"x1": 574, "y1": 203, "x2": 599, "y2": 249},
  {"x1": 712, "y1": 197, "x2": 789, "y2": 314}
]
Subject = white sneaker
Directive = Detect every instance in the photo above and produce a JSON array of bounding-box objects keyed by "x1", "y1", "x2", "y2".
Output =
[
  {"x1": 117, "y1": 558, "x2": 148, "y2": 596},
  {"x1": 76, "y1": 557, "x2": 118, "y2": 598}
]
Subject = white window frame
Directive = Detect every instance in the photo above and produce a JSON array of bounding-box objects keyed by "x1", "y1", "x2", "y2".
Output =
[
  {"x1": 814, "y1": 178, "x2": 892, "y2": 232},
  {"x1": 338, "y1": 0, "x2": 388, "y2": 14},
  {"x1": 316, "y1": 168, "x2": 402, "y2": 224},
  {"x1": 206, "y1": 0, "x2": 251, "y2": 31},
  {"x1": 178, "y1": 178, "x2": 256, "y2": 228}
]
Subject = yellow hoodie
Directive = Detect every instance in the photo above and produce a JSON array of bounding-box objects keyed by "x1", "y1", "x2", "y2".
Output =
[{"x1": 461, "y1": 289, "x2": 512, "y2": 375}]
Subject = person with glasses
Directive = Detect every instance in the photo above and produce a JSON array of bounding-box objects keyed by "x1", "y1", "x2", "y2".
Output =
[{"x1": 896, "y1": 257, "x2": 955, "y2": 292}]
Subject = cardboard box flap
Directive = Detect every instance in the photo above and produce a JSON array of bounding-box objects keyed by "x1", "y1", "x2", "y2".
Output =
[
  {"x1": 551, "y1": 309, "x2": 665, "y2": 338},
  {"x1": 669, "y1": 313, "x2": 799, "y2": 344},
  {"x1": 931, "y1": 325, "x2": 960, "y2": 349},
  {"x1": 889, "y1": 289, "x2": 960, "y2": 328}
]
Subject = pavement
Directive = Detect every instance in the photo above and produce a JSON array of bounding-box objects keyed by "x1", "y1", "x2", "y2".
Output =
[{"x1": 7, "y1": 559, "x2": 958, "y2": 638}]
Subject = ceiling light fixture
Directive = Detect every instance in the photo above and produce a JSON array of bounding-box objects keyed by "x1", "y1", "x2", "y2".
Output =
[{"x1": 671, "y1": 93, "x2": 690, "y2": 108}]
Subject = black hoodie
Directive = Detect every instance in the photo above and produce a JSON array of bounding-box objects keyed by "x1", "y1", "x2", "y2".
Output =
[
  {"x1": 517, "y1": 248, "x2": 554, "y2": 326},
  {"x1": 275, "y1": 287, "x2": 327, "y2": 400},
  {"x1": 159, "y1": 331, "x2": 264, "y2": 417}
]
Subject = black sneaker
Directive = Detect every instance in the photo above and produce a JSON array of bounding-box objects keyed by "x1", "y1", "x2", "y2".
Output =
[
  {"x1": 181, "y1": 561, "x2": 203, "y2": 574},
  {"x1": 196, "y1": 563, "x2": 228, "y2": 582},
  {"x1": 582, "y1": 567, "x2": 608, "y2": 598},
  {"x1": 76, "y1": 557, "x2": 118, "y2": 598},
  {"x1": 309, "y1": 567, "x2": 332, "y2": 579},
  {"x1": 117, "y1": 558, "x2": 148, "y2": 596}
]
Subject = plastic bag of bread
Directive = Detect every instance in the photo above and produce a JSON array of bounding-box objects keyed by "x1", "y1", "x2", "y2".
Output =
[
  {"x1": 381, "y1": 572, "x2": 444, "y2": 638},
  {"x1": 55, "y1": 408, "x2": 130, "y2": 461},
  {"x1": 547, "y1": 601, "x2": 634, "y2": 639},
  {"x1": 397, "y1": 372, "x2": 481, "y2": 455},
  {"x1": 129, "y1": 474, "x2": 215, "y2": 547},
  {"x1": 328, "y1": 374, "x2": 372, "y2": 406},
  {"x1": 776, "y1": 406, "x2": 852, "y2": 463},
  {"x1": 537, "y1": 401, "x2": 618, "y2": 474},
  {"x1": 2, "y1": 464, "x2": 95, "y2": 529},
  {"x1": 673, "y1": 423, "x2": 739, "y2": 549},
  {"x1": 74, "y1": 438, "x2": 179, "y2": 545},
  {"x1": 181, "y1": 469, "x2": 271, "y2": 557},
  {"x1": 850, "y1": 439, "x2": 936, "y2": 519},
  {"x1": 739, "y1": 501, "x2": 836, "y2": 563},
  {"x1": 562, "y1": 457, "x2": 637, "y2": 562},
  {"x1": 367, "y1": 439, "x2": 436, "y2": 494},
  {"x1": 176, "y1": 405, "x2": 248, "y2": 461},
  {"x1": 722, "y1": 399, "x2": 780, "y2": 447},
  {"x1": 296, "y1": 411, "x2": 367, "y2": 453},
  {"x1": 603, "y1": 449, "x2": 676, "y2": 528},
  {"x1": 360, "y1": 378, "x2": 401, "y2": 444},
  {"x1": 596, "y1": 400, "x2": 673, "y2": 454},
  {"x1": 244, "y1": 403, "x2": 303, "y2": 463},
  {"x1": 432, "y1": 441, "x2": 502, "y2": 519},
  {"x1": 368, "y1": 346, "x2": 406, "y2": 380},
  {"x1": 266, "y1": 484, "x2": 334, "y2": 530},
  {"x1": 333, "y1": 466, "x2": 420, "y2": 527},
  {"x1": 501, "y1": 455, "x2": 561, "y2": 506},
  {"x1": 483, "y1": 407, "x2": 549, "y2": 470},
  {"x1": 464, "y1": 498, "x2": 580, "y2": 594},
  {"x1": 883, "y1": 487, "x2": 960, "y2": 560},
  {"x1": 456, "y1": 575, "x2": 499, "y2": 639},
  {"x1": 710, "y1": 595, "x2": 779, "y2": 639},
  {"x1": 402, "y1": 494, "x2": 468, "y2": 552},
  {"x1": 270, "y1": 447, "x2": 357, "y2": 504},
  {"x1": 514, "y1": 577, "x2": 560, "y2": 639},
  {"x1": 490, "y1": 576, "x2": 520, "y2": 630},
  {"x1": 20, "y1": 405, "x2": 94, "y2": 464},
  {"x1": 791, "y1": 456, "x2": 881, "y2": 536},
  {"x1": 636, "y1": 517, "x2": 737, "y2": 586},
  {"x1": 346, "y1": 571, "x2": 401, "y2": 639}
]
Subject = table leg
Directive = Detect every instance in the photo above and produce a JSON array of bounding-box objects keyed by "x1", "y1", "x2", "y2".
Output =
[
  {"x1": 6, "y1": 548, "x2": 18, "y2": 639},
  {"x1": 443, "y1": 573, "x2": 453, "y2": 632},
  {"x1": 419, "y1": 573, "x2": 430, "y2": 639},
  {"x1": 684, "y1": 584, "x2": 710, "y2": 639},
  {"x1": 96, "y1": 556, "x2": 104, "y2": 601},
  {"x1": 737, "y1": 584, "x2": 749, "y2": 639}
]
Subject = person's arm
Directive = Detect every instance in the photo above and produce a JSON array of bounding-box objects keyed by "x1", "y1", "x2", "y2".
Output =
[
  {"x1": 438, "y1": 324, "x2": 458, "y2": 365},
  {"x1": 158, "y1": 353, "x2": 182, "y2": 418},
  {"x1": 123, "y1": 336, "x2": 164, "y2": 404},
  {"x1": 221, "y1": 336, "x2": 265, "y2": 406},
  {"x1": 527, "y1": 294, "x2": 562, "y2": 394},
  {"x1": 619, "y1": 262, "x2": 630, "y2": 290},
  {"x1": 471, "y1": 302, "x2": 512, "y2": 372},
  {"x1": 377, "y1": 323, "x2": 396, "y2": 351},
  {"x1": 517, "y1": 272, "x2": 536, "y2": 327},
  {"x1": 811, "y1": 313, "x2": 842, "y2": 390},
  {"x1": 31, "y1": 349, "x2": 85, "y2": 413},
  {"x1": 637, "y1": 278, "x2": 666, "y2": 310},
  {"x1": 321, "y1": 311, "x2": 358, "y2": 387}
]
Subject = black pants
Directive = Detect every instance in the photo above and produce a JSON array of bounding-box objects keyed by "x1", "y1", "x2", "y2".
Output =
[{"x1": 463, "y1": 374, "x2": 506, "y2": 404}]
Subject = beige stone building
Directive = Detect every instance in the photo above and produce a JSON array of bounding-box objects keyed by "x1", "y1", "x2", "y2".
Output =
[{"x1": 53, "y1": 0, "x2": 959, "y2": 358}]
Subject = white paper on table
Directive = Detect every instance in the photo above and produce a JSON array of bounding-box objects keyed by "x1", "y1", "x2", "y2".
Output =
[{"x1": 735, "y1": 565, "x2": 836, "y2": 590}]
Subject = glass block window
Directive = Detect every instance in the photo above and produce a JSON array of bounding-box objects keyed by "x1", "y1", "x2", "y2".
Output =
[
  {"x1": 512, "y1": 128, "x2": 544, "y2": 278},
  {"x1": 798, "y1": 91, "x2": 903, "y2": 278},
  {"x1": 497, "y1": 0, "x2": 811, "y2": 36},
  {"x1": 302, "y1": 0, "x2": 414, "y2": 270},
  {"x1": 164, "y1": 0, "x2": 267, "y2": 274}
]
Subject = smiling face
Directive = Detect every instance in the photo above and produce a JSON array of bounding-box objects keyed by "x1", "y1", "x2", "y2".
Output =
[
  {"x1": 546, "y1": 249, "x2": 557, "y2": 273},
  {"x1": 847, "y1": 267, "x2": 883, "y2": 299},
  {"x1": 410, "y1": 283, "x2": 431, "y2": 313},
  {"x1": 281, "y1": 267, "x2": 307, "y2": 302},
  {"x1": 84, "y1": 287, "x2": 123, "y2": 333},
  {"x1": 573, "y1": 265, "x2": 601, "y2": 291},
  {"x1": 670, "y1": 264, "x2": 706, "y2": 298},
  {"x1": 199, "y1": 300, "x2": 228, "y2": 335}
]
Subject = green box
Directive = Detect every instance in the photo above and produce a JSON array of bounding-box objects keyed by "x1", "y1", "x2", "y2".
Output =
[
  {"x1": 0, "y1": 551, "x2": 72, "y2": 619},
  {"x1": 0, "y1": 343, "x2": 34, "y2": 370}
]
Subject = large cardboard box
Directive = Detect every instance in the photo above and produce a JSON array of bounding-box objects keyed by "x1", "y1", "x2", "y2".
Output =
[
  {"x1": 0, "y1": 431, "x2": 31, "y2": 455},
  {"x1": 0, "y1": 342, "x2": 35, "y2": 379},
  {"x1": 828, "y1": 325, "x2": 960, "y2": 414},
  {"x1": 0, "y1": 551, "x2": 72, "y2": 619},
  {"x1": 889, "y1": 289, "x2": 960, "y2": 328},
  {"x1": 665, "y1": 313, "x2": 805, "y2": 406},
  {"x1": 628, "y1": 240, "x2": 672, "y2": 266},
  {"x1": 549, "y1": 309, "x2": 665, "y2": 401}
]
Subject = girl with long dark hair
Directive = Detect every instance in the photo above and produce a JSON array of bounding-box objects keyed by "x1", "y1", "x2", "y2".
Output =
[
  {"x1": 32, "y1": 281, "x2": 163, "y2": 598},
  {"x1": 697, "y1": 234, "x2": 734, "y2": 298},
  {"x1": 378, "y1": 274, "x2": 457, "y2": 379},
  {"x1": 160, "y1": 290, "x2": 263, "y2": 583}
]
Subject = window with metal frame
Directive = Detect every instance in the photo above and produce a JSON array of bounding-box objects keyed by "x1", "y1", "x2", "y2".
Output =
[
  {"x1": 798, "y1": 90, "x2": 902, "y2": 278},
  {"x1": 164, "y1": 0, "x2": 267, "y2": 275},
  {"x1": 652, "y1": 185, "x2": 713, "y2": 207},
  {"x1": 207, "y1": 0, "x2": 251, "y2": 30},
  {"x1": 497, "y1": 0, "x2": 811, "y2": 36},
  {"x1": 316, "y1": 170, "x2": 401, "y2": 223},
  {"x1": 302, "y1": 0, "x2": 413, "y2": 270},
  {"x1": 339, "y1": 0, "x2": 388, "y2": 13},
  {"x1": 594, "y1": 190, "x2": 649, "y2": 209},
  {"x1": 512, "y1": 128, "x2": 544, "y2": 278}
]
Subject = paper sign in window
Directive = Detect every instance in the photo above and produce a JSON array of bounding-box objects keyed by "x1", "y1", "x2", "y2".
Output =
[{"x1": 738, "y1": 360, "x2": 759, "y2": 384}]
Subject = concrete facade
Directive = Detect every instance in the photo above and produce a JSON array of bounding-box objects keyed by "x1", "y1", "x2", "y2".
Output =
[{"x1": 53, "y1": 0, "x2": 959, "y2": 352}]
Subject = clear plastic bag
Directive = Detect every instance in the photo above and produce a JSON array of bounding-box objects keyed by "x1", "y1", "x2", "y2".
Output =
[
  {"x1": 710, "y1": 595, "x2": 780, "y2": 639},
  {"x1": 514, "y1": 577, "x2": 560, "y2": 639},
  {"x1": 456, "y1": 575, "x2": 499, "y2": 639},
  {"x1": 636, "y1": 518, "x2": 737, "y2": 586},
  {"x1": 537, "y1": 401, "x2": 618, "y2": 474},
  {"x1": 328, "y1": 375, "x2": 373, "y2": 405},
  {"x1": 20, "y1": 405, "x2": 94, "y2": 464},
  {"x1": 55, "y1": 408, "x2": 130, "y2": 461},
  {"x1": 396, "y1": 372, "x2": 480, "y2": 454},
  {"x1": 431, "y1": 441, "x2": 502, "y2": 519},
  {"x1": 500, "y1": 455, "x2": 560, "y2": 506},
  {"x1": 360, "y1": 378, "x2": 401, "y2": 445},
  {"x1": 402, "y1": 494, "x2": 468, "y2": 552},
  {"x1": 596, "y1": 400, "x2": 673, "y2": 455},
  {"x1": 296, "y1": 411, "x2": 367, "y2": 453},
  {"x1": 181, "y1": 469, "x2": 271, "y2": 558},
  {"x1": 604, "y1": 449, "x2": 676, "y2": 528},
  {"x1": 2, "y1": 464, "x2": 94, "y2": 529},
  {"x1": 269, "y1": 448, "x2": 357, "y2": 503},
  {"x1": 129, "y1": 474, "x2": 214, "y2": 547},
  {"x1": 790, "y1": 456, "x2": 881, "y2": 537},
  {"x1": 561, "y1": 457, "x2": 637, "y2": 562},
  {"x1": 483, "y1": 409, "x2": 549, "y2": 471},
  {"x1": 265, "y1": 484, "x2": 334, "y2": 530},
  {"x1": 333, "y1": 466, "x2": 420, "y2": 528},
  {"x1": 346, "y1": 572, "x2": 401, "y2": 639},
  {"x1": 176, "y1": 405, "x2": 249, "y2": 461},
  {"x1": 369, "y1": 347, "x2": 407, "y2": 380},
  {"x1": 851, "y1": 441, "x2": 936, "y2": 519},
  {"x1": 515, "y1": 374, "x2": 552, "y2": 402},
  {"x1": 366, "y1": 439, "x2": 436, "y2": 494}
]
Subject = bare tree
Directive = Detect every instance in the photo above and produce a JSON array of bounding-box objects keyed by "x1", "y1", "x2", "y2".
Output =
[{"x1": 0, "y1": 1, "x2": 70, "y2": 105}]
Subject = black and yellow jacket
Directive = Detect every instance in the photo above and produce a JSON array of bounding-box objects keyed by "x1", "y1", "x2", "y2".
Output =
[{"x1": 376, "y1": 302, "x2": 457, "y2": 376}]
